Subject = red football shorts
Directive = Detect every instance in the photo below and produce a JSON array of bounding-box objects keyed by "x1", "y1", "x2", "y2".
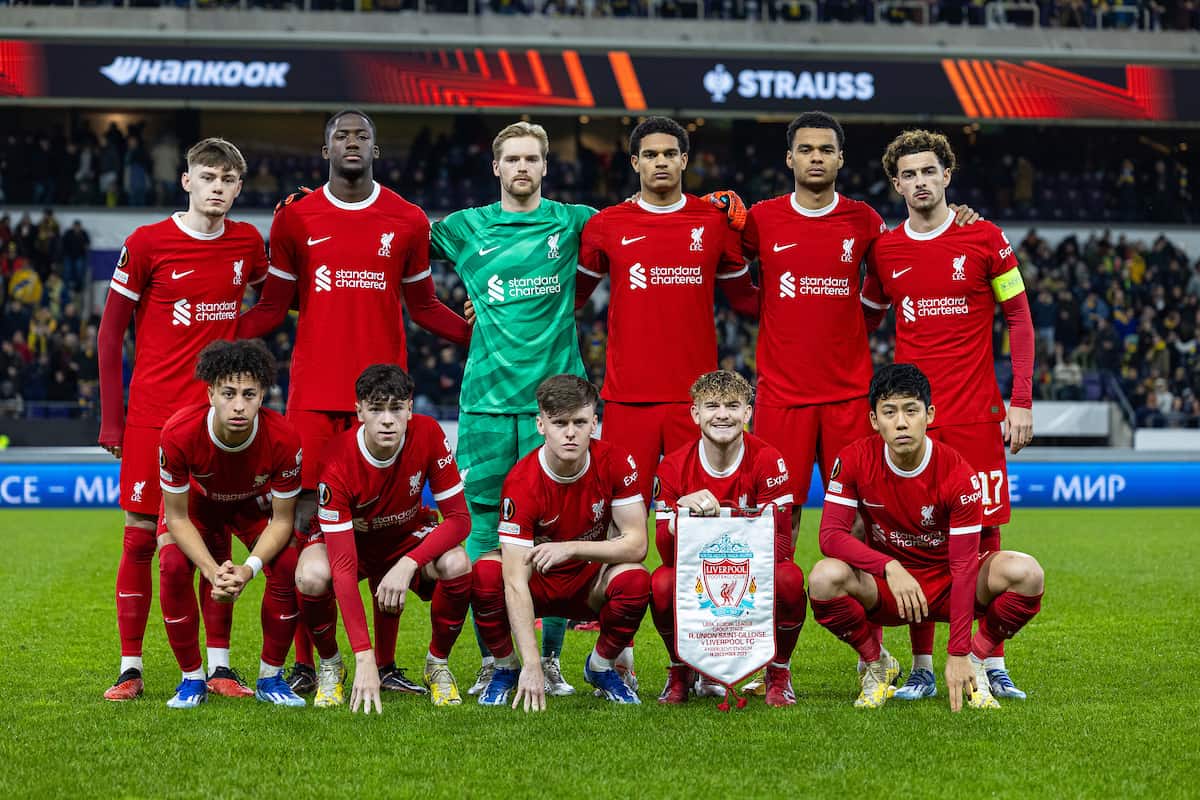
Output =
[
  {"x1": 754, "y1": 397, "x2": 873, "y2": 503},
  {"x1": 867, "y1": 554, "x2": 990, "y2": 627},
  {"x1": 930, "y1": 422, "x2": 1010, "y2": 526},
  {"x1": 157, "y1": 501, "x2": 270, "y2": 554},
  {"x1": 528, "y1": 561, "x2": 605, "y2": 621},
  {"x1": 286, "y1": 409, "x2": 357, "y2": 489},
  {"x1": 120, "y1": 424, "x2": 164, "y2": 515},
  {"x1": 601, "y1": 401, "x2": 695, "y2": 505}
]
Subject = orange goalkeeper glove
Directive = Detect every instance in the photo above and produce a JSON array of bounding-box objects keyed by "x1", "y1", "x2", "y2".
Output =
[
  {"x1": 703, "y1": 189, "x2": 747, "y2": 232},
  {"x1": 274, "y1": 185, "x2": 313, "y2": 213}
]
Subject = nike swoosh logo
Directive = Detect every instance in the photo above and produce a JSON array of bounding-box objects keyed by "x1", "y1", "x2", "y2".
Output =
[
  {"x1": 891, "y1": 268, "x2": 913, "y2": 278},
  {"x1": 983, "y1": 505, "x2": 1004, "y2": 516},
  {"x1": 354, "y1": 495, "x2": 380, "y2": 510},
  {"x1": 307, "y1": 236, "x2": 332, "y2": 246},
  {"x1": 171, "y1": 270, "x2": 194, "y2": 280},
  {"x1": 862, "y1": 500, "x2": 885, "y2": 508},
  {"x1": 536, "y1": 515, "x2": 561, "y2": 527},
  {"x1": 164, "y1": 616, "x2": 188, "y2": 624},
  {"x1": 117, "y1": 592, "x2": 144, "y2": 598},
  {"x1": 279, "y1": 611, "x2": 300, "y2": 620},
  {"x1": 478, "y1": 246, "x2": 500, "y2": 256},
  {"x1": 192, "y1": 472, "x2": 214, "y2": 478},
  {"x1": 773, "y1": 243, "x2": 797, "y2": 252},
  {"x1": 621, "y1": 236, "x2": 646, "y2": 246}
]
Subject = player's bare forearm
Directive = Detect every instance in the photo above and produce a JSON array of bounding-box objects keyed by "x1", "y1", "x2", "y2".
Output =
[
  {"x1": 163, "y1": 495, "x2": 220, "y2": 581},
  {"x1": 248, "y1": 496, "x2": 297, "y2": 564},
  {"x1": 577, "y1": 502, "x2": 647, "y2": 564},
  {"x1": 502, "y1": 547, "x2": 540, "y2": 667}
]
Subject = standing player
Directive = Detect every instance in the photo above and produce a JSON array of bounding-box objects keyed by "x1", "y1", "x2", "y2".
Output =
[
  {"x1": 649, "y1": 371, "x2": 806, "y2": 707},
  {"x1": 809, "y1": 364, "x2": 1044, "y2": 711},
  {"x1": 156, "y1": 340, "x2": 306, "y2": 708},
  {"x1": 429, "y1": 122, "x2": 595, "y2": 695},
  {"x1": 576, "y1": 116, "x2": 758, "y2": 507},
  {"x1": 98, "y1": 137, "x2": 267, "y2": 701},
  {"x1": 862, "y1": 129, "x2": 1035, "y2": 700},
  {"x1": 237, "y1": 110, "x2": 469, "y2": 693},
  {"x1": 470, "y1": 375, "x2": 651, "y2": 710},
  {"x1": 295, "y1": 365, "x2": 472, "y2": 711}
]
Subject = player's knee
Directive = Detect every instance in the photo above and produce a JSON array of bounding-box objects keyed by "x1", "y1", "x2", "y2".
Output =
[
  {"x1": 438, "y1": 547, "x2": 472, "y2": 580},
  {"x1": 1009, "y1": 552, "x2": 1044, "y2": 595},
  {"x1": 158, "y1": 543, "x2": 191, "y2": 581},
  {"x1": 125, "y1": 512, "x2": 157, "y2": 532},
  {"x1": 807, "y1": 558, "x2": 850, "y2": 601},
  {"x1": 295, "y1": 558, "x2": 331, "y2": 597},
  {"x1": 610, "y1": 565, "x2": 650, "y2": 598},
  {"x1": 650, "y1": 565, "x2": 676, "y2": 601},
  {"x1": 471, "y1": 558, "x2": 504, "y2": 602}
]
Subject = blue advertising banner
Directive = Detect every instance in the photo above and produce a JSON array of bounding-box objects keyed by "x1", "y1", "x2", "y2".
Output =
[{"x1": 0, "y1": 462, "x2": 1196, "y2": 509}]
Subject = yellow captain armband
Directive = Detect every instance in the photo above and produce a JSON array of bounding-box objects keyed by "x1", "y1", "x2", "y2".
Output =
[{"x1": 991, "y1": 267, "x2": 1025, "y2": 302}]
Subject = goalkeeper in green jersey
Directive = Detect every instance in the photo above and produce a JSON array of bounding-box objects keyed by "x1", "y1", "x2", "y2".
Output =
[{"x1": 430, "y1": 122, "x2": 598, "y2": 697}]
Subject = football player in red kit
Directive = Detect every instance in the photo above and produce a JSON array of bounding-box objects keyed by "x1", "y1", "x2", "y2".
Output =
[
  {"x1": 156, "y1": 340, "x2": 305, "y2": 708},
  {"x1": 295, "y1": 365, "x2": 471, "y2": 713},
  {"x1": 471, "y1": 375, "x2": 651, "y2": 710},
  {"x1": 809, "y1": 364, "x2": 1043, "y2": 712},
  {"x1": 237, "y1": 110, "x2": 469, "y2": 693},
  {"x1": 650, "y1": 371, "x2": 806, "y2": 707},
  {"x1": 98, "y1": 137, "x2": 268, "y2": 701},
  {"x1": 862, "y1": 129, "x2": 1035, "y2": 700},
  {"x1": 576, "y1": 116, "x2": 758, "y2": 506}
]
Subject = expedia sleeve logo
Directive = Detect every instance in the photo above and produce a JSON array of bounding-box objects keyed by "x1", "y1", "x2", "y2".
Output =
[
  {"x1": 318, "y1": 482, "x2": 332, "y2": 507},
  {"x1": 501, "y1": 497, "x2": 515, "y2": 521}
]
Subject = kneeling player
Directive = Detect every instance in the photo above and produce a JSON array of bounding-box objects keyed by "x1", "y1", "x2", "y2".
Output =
[
  {"x1": 471, "y1": 375, "x2": 650, "y2": 710},
  {"x1": 297, "y1": 365, "x2": 472, "y2": 712},
  {"x1": 650, "y1": 370, "x2": 806, "y2": 707},
  {"x1": 809, "y1": 364, "x2": 1044, "y2": 711},
  {"x1": 157, "y1": 340, "x2": 305, "y2": 708}
]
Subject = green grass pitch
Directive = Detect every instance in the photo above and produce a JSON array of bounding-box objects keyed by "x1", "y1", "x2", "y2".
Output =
[{"x1": 1, "y1": 508, "x2": 1197, "y2": 798}]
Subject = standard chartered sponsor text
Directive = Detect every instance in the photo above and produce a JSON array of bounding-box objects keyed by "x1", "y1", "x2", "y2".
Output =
[
  {"x1": 507, "y1": 275, "x2": 562, "y2": 297},
  {"x1": 917, "y1": 296, "x2": 969, "y2": 316},
  {"x1": 648, "y1": 266, "x2": 703, "y2": 286},
  {"x1": 334, "y1": 269, "x2": 388, "y2": 290},
  {"x1": 793, "y1": 275, "x2": 851, "y2": 296},
  {"x1": 193, "y1": 301, "x2": 239, "y2": 322}
]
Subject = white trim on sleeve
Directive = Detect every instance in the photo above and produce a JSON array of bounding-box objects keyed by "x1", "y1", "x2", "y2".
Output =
[
  {"x1": 769, "y1": 493, "x2": 795, "y2": 506},
  {"x1": 401, "y1": 268, "x2": 432, "y2": 284},
  {"x1": 272, "y1": 487, "x2": 302, "y2": 500},
  {"x1": 611, "y1": 494, "x2": 644, "y2": 508},
  {"x1": 432, "y1": 481, "x2": 465, "y2": 502},
  {"x1": 949, "y1": 525, "x2": 982, "y2": 536},
  {"x1": 160, "y1": 482, "x2": 189, "y2": 494},
  {"x1": 716, "y1": 265, "x2": 750, "y2": 280},
  {"x1": 320, "y1": 520, "x2": 355, "y2": 533},
  {"x1": 577, "y1": 265, "x2": 604, "y2": 278},
  {"x1": 824, "y1": 494, "x2": 858, "y2": 509},
  {"x1": 267, "y1": 266, "x2": 297, "y2": 282},
  {"x1": 109, "y1": 281, "x2": 140, "y2": 301},
  {"x1": 498, "y1": 535, "x2": 532, "y2": 548},
  {"x1": 860, "y1": 295, "x2": 889, "y2": 310}
]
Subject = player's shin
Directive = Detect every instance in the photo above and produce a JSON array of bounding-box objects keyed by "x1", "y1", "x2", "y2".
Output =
[
  {"x1": 811, "y1": 595, "x2": 881, "y2": 663},
  {"x1": 370, "y1": 584, "x2": 400, "y2": 668},
  {"x1": 649, "y1": 565, "x2": 681, "y2": 662},
  {"x1": 540, "y1": 617, "x2": 567, "y2": 658},
  {"x1": 299, "y1": 590, "x2": 341, "y2": 661},
  {"x1": 260, "y1": 555, "x2": 300, "y2": 672},
  {"x1": 116, "y1": 524, "x2": 156, "y2": 659},
  {"x1": 158, "y1": 543, "x2": 203, "y2": 674},
  {"x1": 773, "y1": 562, "x2": 807, "y2": 664},
  {"x1": 430, "y1": 572, "x2": 472, "y2": 660},
  {"x1": 470, "y1": 559, "x2": 515, "y2": 660},
  {"x1": 971, "y1": 591, "x2": 1043, "y2": 658},
  {"x1": 596, "y1": 569, "x2": 651, "y2": 661}
]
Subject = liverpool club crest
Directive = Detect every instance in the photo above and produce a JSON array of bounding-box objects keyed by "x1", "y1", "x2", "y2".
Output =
[{"x1": 695, "y1": 534, "x2": 757, "y2": 617}]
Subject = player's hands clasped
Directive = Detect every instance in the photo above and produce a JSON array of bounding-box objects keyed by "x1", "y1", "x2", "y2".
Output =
[
  {"x1": 351, "y1": 651, "x2": 383, "y2": 715},
  {"x1": 1005, "y1": 405, "x2": 1034, "y2": 454},
  {"x1": 944, "y1": 654, "x2": 976, "y2": 713},
  {"x1": 375, "y1": 557, "x2": 417, "y2": 615},
  {"x1": 514, "y1": 662, "x2": 546, "y2": 712},
  {"x1": 209, "y1": 561, "x2": 248, "y2": 603},
  {"x1": 884, "y1": 560, "x2": 928, "y2": 622},
  {"x1": 525, "y1": 542, "x2": 574, "y2": 574},
  {"x1": 677, "y1": 490, "x2": 723, "y2": 517}
]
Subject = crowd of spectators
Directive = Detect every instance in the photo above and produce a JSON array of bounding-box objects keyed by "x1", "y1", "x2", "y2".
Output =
[
  {"x1": 3, "y1": 119, "x2": 1194, "y2": 226},
  {"x1": 8, "y1": 0, "x2": 1197, "y2": 30}
]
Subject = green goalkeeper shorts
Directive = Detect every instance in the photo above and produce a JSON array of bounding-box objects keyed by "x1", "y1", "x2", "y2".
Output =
[{"x1": 458, "y1": 411, "x2": 541, "y2": 557}]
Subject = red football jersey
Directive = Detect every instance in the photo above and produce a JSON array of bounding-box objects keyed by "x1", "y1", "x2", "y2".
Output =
[
  {"x1": 497, "y1": 439, "x2": 641, "y2": 576},
  {"x1": 158, "y1": 403, "x2": 302, "y2": 522},
  {"x1": 863, "y1": 214, "x2": 1020, "y2": 427},
  {"x1": 109, "y1": 214, "x2": 267, "y2": 427},
  {"x1": 578, "y1": 196, "x2": 746, "y2": 402},
  {"x1": 269, "y1": 183, "x2": 431, "y2": 412},
  {"x1": 745, "y1": 193, "x2": 886, "y2": 407},
  {"x1": 822, "y1": 434, "x2": 982, "y2": 653},
  {"x1": 316, "y1": 414, "x2": 463, "y2": 548},
  {"x1": 654, "y1": 432, "x2": 794, "y2": 562}
]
